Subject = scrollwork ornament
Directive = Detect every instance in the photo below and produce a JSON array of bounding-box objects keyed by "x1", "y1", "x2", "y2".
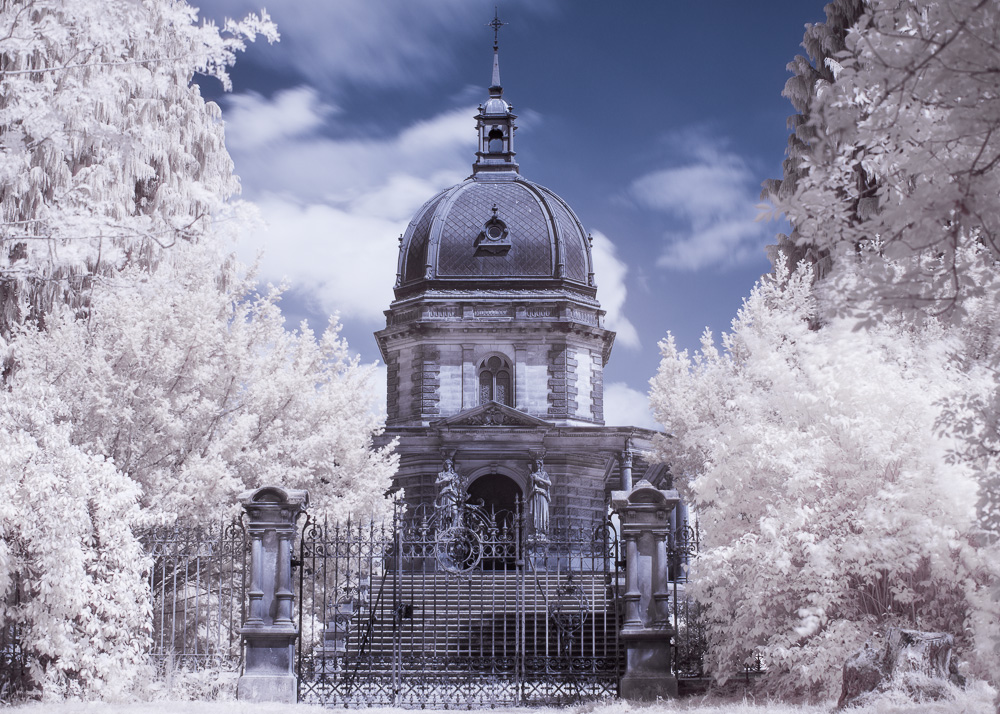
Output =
[{"x1": 435, "y1": 525, "x2": 483, "y2": 574}]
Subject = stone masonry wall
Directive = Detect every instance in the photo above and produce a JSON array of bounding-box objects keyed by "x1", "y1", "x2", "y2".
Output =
[
  {"x1": 574, "y1": 347, "x2": 592, "y2": 420},
  {"x1": 437, "y1": 344, "x2": 462, "y2": 414},
  {"x1": 396, "y1": 346, "x2": 414, "y2": 422}
]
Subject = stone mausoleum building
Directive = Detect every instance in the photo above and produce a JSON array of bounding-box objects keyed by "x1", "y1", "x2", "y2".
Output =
[
  {"x1": 237, "y1": 25, "x2": 690, "y2": 707},
  {"x1": 374, "y1": 37, "x2": 668, "y2": 529}
]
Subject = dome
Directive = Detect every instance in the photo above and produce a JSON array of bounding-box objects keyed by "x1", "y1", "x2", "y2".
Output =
[
  {"x1": 392, "y1": 33, "x2": 595, "y2": 297},
  {"x1": 395, "y1": 172, "x2": 594, "y2": 292},
  {"x1": 482, "y1": 97, "x2": 511, "y2": 115}
]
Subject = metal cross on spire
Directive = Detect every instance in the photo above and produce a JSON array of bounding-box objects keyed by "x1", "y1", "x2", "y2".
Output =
[{"x1": 487, "y1": 7, "x2": 507, "y2": 50}]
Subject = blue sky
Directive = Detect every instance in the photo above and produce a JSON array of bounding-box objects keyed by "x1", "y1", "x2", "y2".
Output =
[{"x1": 195, "y1": 0, "x2": 826, "y2": 427}]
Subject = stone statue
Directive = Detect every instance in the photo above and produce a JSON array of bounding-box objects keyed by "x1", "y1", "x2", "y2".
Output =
[
  {"x1": 530, "y1": 458, "x2": 551, "y2": 534},
  {"x1": 435, "y1": 456, "x2": 462, "y2": 525}
]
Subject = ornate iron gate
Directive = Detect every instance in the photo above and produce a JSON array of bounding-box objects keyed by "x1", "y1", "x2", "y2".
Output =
[
  {"x1": 139, "y1": 520, "x2": 249, "y2": 677},
  {"x1": 296, "y1": 503, "x2": 623, "y2": 707}
]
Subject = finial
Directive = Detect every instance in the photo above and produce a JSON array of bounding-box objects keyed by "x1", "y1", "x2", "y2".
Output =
[
  {"x1": 487, "y1": 8, "x2": 506, "y2": 93},
  {"x1": 488, "y1": 7, "x2": 507, "y2": 51},
  {"x1": 473, "y1": 9, "x2": 518, "y2": 175}
]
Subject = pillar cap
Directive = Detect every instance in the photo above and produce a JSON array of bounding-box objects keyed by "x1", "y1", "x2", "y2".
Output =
[
  {"x1": 611, "y1": 480, "x2": 679, "y2": 510},
  {"x1": 238, "y1": 486, "x2": 309, "y2": 510}
]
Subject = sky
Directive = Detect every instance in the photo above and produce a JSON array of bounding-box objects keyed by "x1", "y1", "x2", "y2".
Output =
[{"x1": 194, "y1": 0, "x2": 828, "y2": 428}]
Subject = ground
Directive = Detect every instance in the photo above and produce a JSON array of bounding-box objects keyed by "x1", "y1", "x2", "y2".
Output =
[{"x1": 4, "y1": 686, "x2": 997, "y2": 714}]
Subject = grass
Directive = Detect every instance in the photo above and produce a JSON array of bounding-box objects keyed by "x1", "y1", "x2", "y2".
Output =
[{"x1": 3, "y1": 683, "x2": 997, "y2": 714}]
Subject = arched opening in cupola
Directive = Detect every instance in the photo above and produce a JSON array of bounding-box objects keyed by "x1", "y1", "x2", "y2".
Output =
[{"x1": 487, "y1": 126, "x2": 505, "y2": 153}]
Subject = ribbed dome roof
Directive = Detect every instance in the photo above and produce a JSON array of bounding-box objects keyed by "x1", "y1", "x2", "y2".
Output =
[
  {"x1": 396, "y1": 173, "x2": 594, "y2": 292},
  {"x1": 392, "y1": 33, "x2": 595, "y2": 297}
]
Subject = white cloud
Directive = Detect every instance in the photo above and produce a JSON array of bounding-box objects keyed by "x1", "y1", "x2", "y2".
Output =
[
  {"x1": 347, "y1": 173, "x2": 454, "y2": 223},
  {"x1": 225, "y1": 87, "x2": 335, "y2": 150},
  {"x1": 223, "y1": 89, "x2": 474, "y2": 206},
  {"x1": 589, "y1": 231, "x2": 640, "y2": 349},
  {"x1": 241, "y1": 196, "x2": 401, "y2": 323},
  {"x1": 658, "y1": 218, "x2": 767, "y2": 271},
  {"x1": 629, "y1": 136, "x2": 770, "y2": 272},
  {"x1": 604, "y1": 382, "x2": 660, "y2": 430},
  {"x1": 220, "y1": 91, "x2": 482, "y2": 323},
  {"x1": 631, "y1": 163, "x2": 751, "y2": 222},
  {"x1": 198, "y1": 0, "x2": 551, "y2": 92}
]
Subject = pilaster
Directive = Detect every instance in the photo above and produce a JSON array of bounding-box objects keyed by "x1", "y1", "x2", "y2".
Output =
[
  {"x1": 590, "y1": 351, "x2": 604, "y2": 423},
  {"x1": 385, "y1": 351, "x2": 400, "y2": 422},
  {"x1": 547, "y1": 345, "x2": 567, "y2": 417}
]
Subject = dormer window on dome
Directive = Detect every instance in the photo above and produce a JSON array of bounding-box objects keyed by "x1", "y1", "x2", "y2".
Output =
[
  {"x1": 479, "y1": 355, "x2": 512, "y2": 406},
  {"x1": 475, "y1": 204, "x2": 512, "y2": 256}
]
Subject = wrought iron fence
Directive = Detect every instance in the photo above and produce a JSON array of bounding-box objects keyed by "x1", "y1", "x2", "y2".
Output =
[
  {"x1": 3, "y1": 507, "x2": 704, "y2": 704},
  {"x1": 138, "y1": 519, "x2": 249, "y2": 678},
  {"x1": 669, "y1": 518, "x2": 706, "y2": 680},
  {"x1": 2, "y1": 521, "x2": 249, "y2": 701},
  {"x1": 296, "y1": 503, "x2": 623, "y2": 708}
]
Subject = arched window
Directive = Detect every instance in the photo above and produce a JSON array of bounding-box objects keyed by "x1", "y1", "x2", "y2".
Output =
[{"x1": 478, "y1": 355, "x2": 512, "y2": 406}]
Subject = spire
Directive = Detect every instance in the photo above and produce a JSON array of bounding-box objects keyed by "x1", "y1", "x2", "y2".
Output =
[
  {"x1": 488, "y1": 8, "x2": 505, "y2": 94},
  {"x1": 474, "y1": 9, "x2": 518, "y2": 176},
  {"x1": 491, "y1": 45, "x2": 502, "y2": 94}
]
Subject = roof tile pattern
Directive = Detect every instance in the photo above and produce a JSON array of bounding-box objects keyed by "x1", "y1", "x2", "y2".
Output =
[
  {"x1": 438, "y1": 181, "x2": 552, "y2": 277},
  {"x1": 402, "y1": 191, "x2": 449, "y2": 283},
  {"x1": 541, "y1": 186, "x2": 589, "y2": 281}
]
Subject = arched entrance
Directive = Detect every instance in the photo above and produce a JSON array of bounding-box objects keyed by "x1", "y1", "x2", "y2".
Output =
[
  {"x1": 466, "y1": 473, "x2": 522, "y2": 518},
  {"x1": 466, "y1": 474, "x2": 522, "y2": 570}
]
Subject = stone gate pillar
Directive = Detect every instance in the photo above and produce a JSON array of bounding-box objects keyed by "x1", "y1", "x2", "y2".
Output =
[
  {"x1": 611, "y1": 479, "x2": 680, "y2": 700},
  {"x1": 237, "y1": 486, "x2": 309, "y2": 703}
]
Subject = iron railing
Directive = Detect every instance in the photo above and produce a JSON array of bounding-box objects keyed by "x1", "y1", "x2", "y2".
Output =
[
  {"x1": 296, "y1": 502, "x2": 624, "y2": 708},
  {"x1": 2, "y1": 509, "x2": 706, "y2": 704},
  {"x1": 669, "y1": 518, "x2": 706, "y2": 681},
  {"x1": 138, "y1": 519, "x2": 249, "y2": 678}
]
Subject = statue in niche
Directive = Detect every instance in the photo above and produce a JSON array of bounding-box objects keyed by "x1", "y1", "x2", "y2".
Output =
[
  {"x1": 435, "y1": 455, "x2": 462, "y2": 525},
  {"x1": 530, "y1": 458, "x2": 551, "y2": 535}
]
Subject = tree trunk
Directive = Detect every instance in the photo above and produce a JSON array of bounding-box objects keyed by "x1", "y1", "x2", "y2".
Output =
[{"x1": 838, "y1": 628, "x2": 964, "y2": 709}]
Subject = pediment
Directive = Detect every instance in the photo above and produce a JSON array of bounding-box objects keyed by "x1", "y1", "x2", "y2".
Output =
[{"x1": 433, "y1": 401, "x2": 552, "y2": 429}]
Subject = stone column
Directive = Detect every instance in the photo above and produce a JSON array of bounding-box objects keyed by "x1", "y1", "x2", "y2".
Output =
[
  {"x1": 611, "y1": 479, "x2": 680, "y2": 700},
  {"x1": 620, "y1": 438, "x2": 634, "y2": 491},
  {"x1": 237, "y1": 486, "x2": 309, "y2": 703}
]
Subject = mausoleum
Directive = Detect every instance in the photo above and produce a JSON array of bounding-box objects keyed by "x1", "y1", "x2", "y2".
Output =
[{"x1": 375, "y1": 31, "x2": 669, "y2": 527}]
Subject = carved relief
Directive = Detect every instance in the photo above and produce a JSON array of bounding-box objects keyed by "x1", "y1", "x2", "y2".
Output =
[{"x1": 462, "y1": 403, "x2": 527, "y2": 426}]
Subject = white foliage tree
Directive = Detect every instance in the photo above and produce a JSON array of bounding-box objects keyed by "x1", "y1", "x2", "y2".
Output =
[
  {"x1": 7, "y1": 245, "x2": 397, "y2": 522},
  {"x1": 653, "y1": 0, "x2": 1000, "y2": 695},
  {"x1": 766, "y1": 0, "x2": 1000, "y2": 686},
  {"x1": 0, "y1": 385, "x2": 150, "y2": 699},
  {"x1": 0, "y1": 0, "x2": 396, "y2": 699},
  {"x1": 650, "y1": 264, "x2": 987, "y2": 698},
  {"x1": 0, "y1": 0, "x2": 275, "y2": 328},
  {"x1": 763, "y1": 0, "x2": 1000, "y2": 318}
]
